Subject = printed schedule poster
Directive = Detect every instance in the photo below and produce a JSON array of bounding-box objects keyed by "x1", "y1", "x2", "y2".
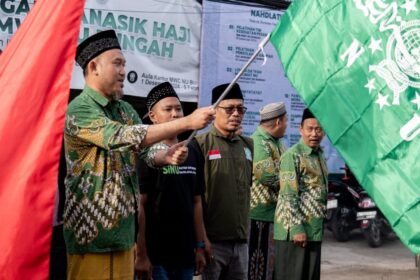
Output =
[{"x1": 199, "y1": 0, "x2": 344, "y2": 172}]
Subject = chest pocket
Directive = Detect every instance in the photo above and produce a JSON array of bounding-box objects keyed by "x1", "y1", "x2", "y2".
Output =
[
  {"x1": 299, "y1": 155, "x2": 326, "y2": 194},
  {"x1": 212, "y1": 147, "x2": 251, "y2": 188}
]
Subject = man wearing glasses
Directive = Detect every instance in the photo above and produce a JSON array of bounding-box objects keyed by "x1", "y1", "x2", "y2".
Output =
[
  {"x1": 274, "y1": 108, "x2": 328, "y2": 280},
  {"x1": 192, "y1": 83, "x2": 253, "y2": 280}
]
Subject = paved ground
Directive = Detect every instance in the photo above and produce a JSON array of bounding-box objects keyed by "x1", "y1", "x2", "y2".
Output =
[
  {"x1": 321, "y1": 229, "x2": 419, "y2": 280},
  {"x1": 195, "y1": 229, "x2": 419, "y2": 280}
]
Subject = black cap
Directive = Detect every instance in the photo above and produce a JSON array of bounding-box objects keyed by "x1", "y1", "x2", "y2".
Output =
[
  {"x1": 211, "y1": 83, "x2": 243, "y2": 104},
  {"x1": 76, "y1": 30, "x2": 121, "y2": 69},
  {"x1": 146, "y1": 82, "x2": 179, "y2": 111},
  {"x1": 301, "y1": 108, "x2": 315, "y2": 124}
]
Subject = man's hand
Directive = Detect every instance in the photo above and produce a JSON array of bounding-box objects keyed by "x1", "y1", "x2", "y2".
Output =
[
  {"x1": 194, "y1": 248, "x2": 207, "y2": 275},
  {"x1": 187, "y1": 106, "x2": 215, "y2": 130},
  {"x1": 293, "y1": 232, "x2": 307, "y2": 248},
  {"x1": 204, "y1": 236, "x2": 213, "y2": 263},
  {"x1": 164, "y1": 141, "x2": 188, "y2": 165},
  {"x1": 135, "y1": 254, "x2": 153, "y2": 280}
]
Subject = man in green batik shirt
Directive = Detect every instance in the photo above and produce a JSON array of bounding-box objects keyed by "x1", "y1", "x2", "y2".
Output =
[
  {"x1": 64, "y1": 30, "x2": 214, "y2": 280},
  {"x1": 248, "y1": 102, "x2": 288, "y2": 280},
  {"x1": 274, "y1": 108, "x2": 328, "y2": 280}
]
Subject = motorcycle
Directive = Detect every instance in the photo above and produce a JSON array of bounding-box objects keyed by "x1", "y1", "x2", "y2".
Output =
[
  {"x1": 326, "y1": 179, "x2": 362, "y2": 242},
  {"x1": 357, "y1": 191, "x2": 394, "y2": 247}
]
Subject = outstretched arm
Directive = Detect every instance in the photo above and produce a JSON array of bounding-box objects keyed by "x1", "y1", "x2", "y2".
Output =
[{"x1": 139, "y1": 106, "x2": 215, "y2": 148}]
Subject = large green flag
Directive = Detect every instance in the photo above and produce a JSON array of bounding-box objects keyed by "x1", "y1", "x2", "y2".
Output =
[{"x1": 270, "y1": 0, "x2": 420, "y2": 254}]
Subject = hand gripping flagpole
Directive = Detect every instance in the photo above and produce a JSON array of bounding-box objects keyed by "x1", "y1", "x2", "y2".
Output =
[{"x1": 184, "y1": 32, "x2": 272, "y2": 146}]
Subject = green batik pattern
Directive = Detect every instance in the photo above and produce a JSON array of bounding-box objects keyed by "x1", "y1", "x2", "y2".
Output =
[
  {"x1": 143, "y1": 142, "x2": 170, "y2": 168},
  {"x1": 251, "y1": 127, "x2": 286, "y2": 210},
  {"x1": 64, "y1": 171, "x2": 136, "y2": 244},
  {"x1": 63, "y1": 86, "x2": 148, "y2": 252},
  {"x1": 300, "y1": 186, "x2": 326, "y2": 219},
  {"x1": 274, "y1": 140, "x2": 327, "y2": 240},
  {"x1": 275, "y1": 170, "x2": 305, "y2": 230}
]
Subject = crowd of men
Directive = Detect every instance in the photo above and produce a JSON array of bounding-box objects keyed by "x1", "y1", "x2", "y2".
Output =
[{"x1": 62, "y1": 29, "x2": 328, "y2": 280}]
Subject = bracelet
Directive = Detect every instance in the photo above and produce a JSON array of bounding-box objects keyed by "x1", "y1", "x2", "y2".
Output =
[{"x1": 196, "y1": 241, "x2": 205, "y2": 249}]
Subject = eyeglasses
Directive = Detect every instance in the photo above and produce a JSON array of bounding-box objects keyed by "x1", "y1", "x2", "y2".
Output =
[{"x1": 217, "y1": 106, "x2": 247, "y2": 115}]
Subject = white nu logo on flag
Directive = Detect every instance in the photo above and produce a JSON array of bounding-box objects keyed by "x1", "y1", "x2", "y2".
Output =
[{"x1": 349, "y1": 0, "x2": 420, "y2": 142}]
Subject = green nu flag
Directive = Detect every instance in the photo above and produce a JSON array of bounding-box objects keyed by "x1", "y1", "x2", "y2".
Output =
[{"x1": 271, "y1": 0, "x2": 420, "y2": 254}]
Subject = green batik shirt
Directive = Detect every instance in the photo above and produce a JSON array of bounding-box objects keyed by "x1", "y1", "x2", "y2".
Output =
[
  {"x1": 250, "y1": 126, "x2": 286, "y2": 222},
  {"x1": 63, "y1": 86, "x2": 149, "y2": 254},
  {"x1": 274, "y1": 139, "x2": 328, "y2": 242}
]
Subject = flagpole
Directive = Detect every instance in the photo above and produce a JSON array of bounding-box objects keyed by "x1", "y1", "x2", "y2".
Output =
[{"x1": 184, "y1": 32, "x2": 272, "y2": 145}]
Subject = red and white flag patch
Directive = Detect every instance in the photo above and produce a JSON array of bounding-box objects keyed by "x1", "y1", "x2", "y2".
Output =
[{"x1": 208, "y1": 150, "x2": 221, "y2": 160}]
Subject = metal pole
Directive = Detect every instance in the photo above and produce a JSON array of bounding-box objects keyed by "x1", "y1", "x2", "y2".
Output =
[{"x1": 184, "y1": 32, "x2": 272, "y2": 145}]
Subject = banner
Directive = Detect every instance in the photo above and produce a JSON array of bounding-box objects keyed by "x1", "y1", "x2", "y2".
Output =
[
  {"x1": 271, "y1": 0, "x2": 420, "y2": 254},
  {"x1": 1, "y1": 0, "x2": 202, "y2": 101},
  {"x1": 0, "y1": 0, "x2": 84, "y2": 277},
  {"x1": 199, "y1": 0, "x2": 344, "y2": 172}
]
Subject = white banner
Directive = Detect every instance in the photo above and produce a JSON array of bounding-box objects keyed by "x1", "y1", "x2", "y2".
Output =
[
  {"x1": 1, "y1": 0, "x2": 201, "y2": 101},
  {"x1": 199, "y1": 1, "x2": 344, "y2": 173}
]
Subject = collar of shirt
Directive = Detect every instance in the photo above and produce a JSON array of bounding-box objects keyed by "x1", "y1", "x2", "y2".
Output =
[
  {"x1": 299, "y1": 138, "x2": 324, "y2": 156},
  {"x1": 83, "y1": 85, "x2": 110, "y2": 107},
  {"x1": 210, "y1": 125, "x2": 240, "y2": 142},
  {"x1": 257, "y1": 126, "x2": 281, "y2": 143}
]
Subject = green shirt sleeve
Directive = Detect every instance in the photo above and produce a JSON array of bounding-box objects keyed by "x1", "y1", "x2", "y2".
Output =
[
  {"x1": 278, "y1": 152, "x2": 305, "y2": 237},
  {"x1": 253, "y1": 138, "x2": 280, "y2": 190},
  {"x1": 65, "y1": 101, "x2": 148, "y2": 152},
  {"x1": 142, "y1": 142, "x2": 169, "y2": 168}
]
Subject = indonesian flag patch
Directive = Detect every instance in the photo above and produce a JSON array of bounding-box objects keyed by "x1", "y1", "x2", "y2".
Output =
[{"x1": 208, "y1": 149, "x2": 221, "y2": 160}]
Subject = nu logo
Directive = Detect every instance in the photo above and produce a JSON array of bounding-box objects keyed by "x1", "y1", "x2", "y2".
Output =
[{"x1": 163, "y1": 165, "x2": 180, "y2": 175}]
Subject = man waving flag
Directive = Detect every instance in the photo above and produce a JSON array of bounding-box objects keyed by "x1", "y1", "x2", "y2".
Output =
[
  {"x1": 0, "y1": 0, "x2": 84, "y2": 278},
  {"x1": 270, "y1": 0, "x2": 420, "y2": 255}
]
